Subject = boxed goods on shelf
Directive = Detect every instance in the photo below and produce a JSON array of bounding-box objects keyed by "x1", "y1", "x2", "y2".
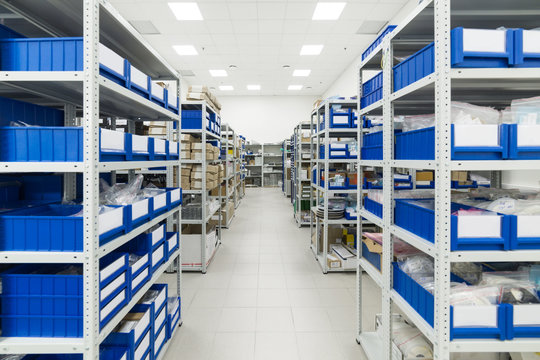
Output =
[
  {"x1": 513, "y1": 28, "x2": 540, "y2": 67},
  {"x1": 394, "y1": 199, "x2": 509, "y2": 251},
  {"x1": 103, "y1": 304, "x2": 153, "y2": 360},
  {"x1": 167, "y1": 296, "x2": 181, "y2": 339},
  {"x1": 361, "y1": 25, "x2": 396, "y2": 60},
  {"x1": 181, "y1": 223, "x2": 217, "y2": 266},
  {"x1": 0, "y1": 262, "x2": 129, "y2": 337}
]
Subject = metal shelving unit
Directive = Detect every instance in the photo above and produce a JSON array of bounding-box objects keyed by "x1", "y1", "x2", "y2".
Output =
[
  {"x1": 239, "y1": 135, "x2": 246, "y2": 199},
  {"x1": 245, "y1": 143, "x2": 263, "y2": 187},
  {"x1": 0, "y1": 0, "x2": 182, "y2": 357},
  {"x1": 310, "y1": 100, "x2": 358, "y2": 273},
  {"x1": 356, "y1": 1, "x2": 540, "y2": 359},
  {"x1": 262, "y1": 143, "x2": 283, "y2": 187},
  {"x1": 293, "y1": 122, "x2": 313, "y2": 227},
  {"x1": 220, "y1": 123, "x2": 237, "y2": 228},
  {"x1": 181, "y1": 101, "x2": 222, "y2": 273},
  {"x1": 282, "y1": 139, "x2": 291, "y2": 197}
]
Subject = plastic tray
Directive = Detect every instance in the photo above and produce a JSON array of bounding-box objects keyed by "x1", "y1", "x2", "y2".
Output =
[
  {"x1": 364, "y1": 197, "x2": 382, "y2": 219},
  {"x1": 154, "y1": 317, "x2": 168, "y2": 359},
  {"x1": 361, "y1": 131, "x2": 383, "y2": 160},
  {"x1": 127, "y1": 63, "x2": 151, "y2": 99},
  {"x1": 128, "y1": 251, "x2": 151, "y2": 297},
  {"x1": 167, "y1": 297, "x2": 181, "y2": 339},
  {"x1": 166, "y1": 232, "x2": 179, "y2": 258},
  {"x1": 329, "y1": 108, "x2": 352, "y2": 128},
  {"x1": 394, "y1": 124, "x2": 508, "y2": 160},
  {"x1": 507, "y1": 124, "x2": 540, "y2": 159},
  {"x1": 362, "y1": 25, "x2": 396, "y2": 60},
  {"x1": 513, "y1": 28, "x2": 540, "y2": 67},
  {"x1": 104, "y1": 321, "x2": 152, "y2": 360},
  {"x1": 394, "y1": 199, "x2": 509, "y2": 251},
  {"x1": 393, "y1": 42, "x2": 434, "y2": 92}
]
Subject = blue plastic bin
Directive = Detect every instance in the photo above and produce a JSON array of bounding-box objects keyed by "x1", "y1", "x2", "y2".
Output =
[
  {"x1": 361, "y1": 131, "x2": 383, "y2": 160},
  {"x1": 127, "y1": 63, "x2": 151, "y2": 99},
  {"x1": 362, "y1": 240, "x2": 381, "y2": 271},
  {"x1": 394, "y1": 124, "x2": 508, "y2": 160},
  {"x1": 364, "y1": 197, "x2": 382, "y2": 219},
  {"x1": 329, "y1": 108, "x2": 352, "y2": 128},
  {"x1": 506, "y1": 301, "x2": 540, "y2": 339},
  {"x1": 126, "y1": 250, "x2": 151, "y2": 297},
  {"x1": 361, "y1": 72, "x2": 383, "y2": 108},
  {"x1": 507, "y1": 124, "x2": 540, "y2": 159},
  {"x1": 131, "y1": 224, "x2": 167, "y2": 273},
  {"x1": 167, "y1": 297, "x2": 181, "y2": 339},
  {"x1": 394, "y1": 199, "x2": 510, "y2": 251},
  {"x1": 393, "y1": 42, "x2": 434, "y2": 92},
  {"x1": 451, "y1": 27, "x2": 514, "y2": 68},
  {"x1": 165, "y1": 232, "x2": 179, "y2": 259},
  {"x1": 154, "y1": 317, "x2": 168, "y2": 359},
  {"x1": 0, "y1": 204, "x2": 126, "y2": 252},
  {"x1": 167, "y1": 93, "x2": 179, "y2": 114},
  {"x1": 103, "y1": 319, "x2": 152, "y2": 360},
  {"x1": 513, "y1": 28, "x2": 540, "y2": 67},
  {"x1": 508, "y1": 215, "x2": 540, "y2": 250},
  {"x1": 0, "y1": 96, "x2": 63, "y2": 127},
  {"x1": 362, "y1": 25, "x2": 397, "y2": 60},
  {"x1": 393, "y1": 263, "x2": 507, "y2": 340}
]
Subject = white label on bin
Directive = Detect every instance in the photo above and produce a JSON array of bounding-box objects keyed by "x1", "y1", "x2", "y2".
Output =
[
  {"x1": 99, "y1": 43, "x2": 125, "y2": 76},
  {"x1": 135, "y1": 331, "x2": 151, "y2": 360},
  {"x1": 168, "y1": 233, "x2": 178, "y2": 252},
  {"x1": 152, "y1": 225, "x2": 165, "y2": 246},
  {"x1": 462, "y1": 28, "x2": 506, "y2": 53},
  {"x1": 100, "y1": 256, "x2": 126, "y2": 285},
  {"x1": 132, "y1": 199, "x2": 149, "y2": 221},
  {"x1": 330, "y1": 143, "x2": 347, "y2": 150},
  {"x1": 98, "y1": 207, "x2": 124, "y2": 235},
  {"x1": 457, "y1": 215, "x2": 501, "y2": 238},
  {"x1": 101, "y1": 129, "x2": 124, "y2": 151},
  {"x1": 132, "y1": 254, "x2": 149, "y2": 274},
  {"x1": 333, "y1": 117, "x2": 349, "y2": 125},
  {"x1": 132, "y1": 135, "x2": 149, "y2": 153},
  {"x1": 155, "y1": 288, "x2": 166, "y2": 311},
  {"x1": 154, "y1": 325, "x2": 166, "y2": 355},
  {"x1": 132, "y1": 308, "x2": 151, "y2": 344},
  {"x1": 523, "y1": 30, "x2": 540, "y2": 54},
  {"x1": 153, "y1": 193, "x2": 167, "y2": 210},
  {"x1": 155, "y1": 306, "x2": 166, "y2": 333},
  {"x1": 171, "y1": 189, "x2": 180, "y2": 203},
  {"x1": 169, "y1": 142, "x2": 178, "y2": 155},
  {"x1": 513, "y1": 304, "x2": 540, "y2": 326},
  {"x1": 101, "y1": 273, "x2": 126, "y2": 301},
  {"x1": 454, "y1": 124, "x2": 499, "y2": 147},
  {"x1": 100, "y1": 289, "x2": 126, "y2": 322},
  {"x1": 152, "y1": 244, "x2": 165, "y2": 267},
  {"x1": 132, "y1": 267, "x2": 149, "y2": 290},
  {"x1": 517, "y1": 125, "x2": 540, "y2": 147},
  {"x1": 131, "y1": 65, "x2": 149, "y2": 89},
  {"x1": 151, "y1": 81, "x2": 165, "y2": 100},
  {"x1": 453, "y1": 305, "x2": 498, "y2": 328},
  {"x1": 168, "y1": 93, "x2": 177, "y2": 107},
  {"x1": 154, "y1": 139, "x2": 166, "y2": 154},
  {"x1": 517, "y1": 215, "x2": 540, "y2": 237}
]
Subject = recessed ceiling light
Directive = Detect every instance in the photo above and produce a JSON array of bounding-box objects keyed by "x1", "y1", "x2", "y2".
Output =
[
  {"x1": 288, "y1": 85, "x2": 303, "y2": 91},
  {"x1": 219, "y1": 85, "x2": 234, "y2": 91},
  {"x1": 300, "y1": 45, "x2": 324, "y2": 56},
  {"x1": 209, "y1": 69, "x2": 228, "y2": 77},
  {"x1": 247, "y1": 85, "x2": 261, "y2": 91},
  {"x1": 173, "y1": 45, "x2": 198, "y2": 56},
  {"x1": 293, "y1": 69, "x2": 311, "y2": 77},
  {"x1": 312, "y1": 2, "x2": 346, "y2": 20},
  {"x1": 168, "y1": 2, "x2": 203, "y2": 21}
]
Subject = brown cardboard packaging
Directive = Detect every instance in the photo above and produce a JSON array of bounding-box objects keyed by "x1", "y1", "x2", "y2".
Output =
[
  {"x1": 452, "y1": 171, "x2": 468, "y2": 182},
  {"x1": 181, "y1": 134, "x2": 196, "y2": 143},
  {"x1": 416, "y1": 171, "x2": 434, "y2": 182},
  {"x1": 181, "y1": 142, "x2": 191, "y2": 151}
]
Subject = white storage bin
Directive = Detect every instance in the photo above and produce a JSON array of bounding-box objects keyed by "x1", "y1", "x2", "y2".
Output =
[
  {"x1": 101, "y1": 129, "x2": 125, "y2": 152},
  {"x1": 132, "y1": 135, "x2": 149, "y2": 154},
  {"x1": 99, "y1": 43, "x2": 125, "y2": 77}
]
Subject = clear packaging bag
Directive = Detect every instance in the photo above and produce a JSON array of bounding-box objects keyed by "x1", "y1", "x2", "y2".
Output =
[
  {"x1": 451, "y1": 101, "x2": 501, "y2": 125},
  {"x1": 511, "y1": 96, "x2": 540, "y2": 125}
]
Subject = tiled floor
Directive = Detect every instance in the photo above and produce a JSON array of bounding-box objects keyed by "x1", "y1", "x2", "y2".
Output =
[{"x1": 161, "y1": 188, "x2": 378, "y2": 360}]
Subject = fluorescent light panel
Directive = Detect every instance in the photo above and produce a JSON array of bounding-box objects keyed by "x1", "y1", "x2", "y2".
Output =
[
  {"x1": 173, "y1": 45, "x2": 198, "y2": 56},
  {"x1": 209, "y1": 69, "x2": 228, "y2": 77},
  {"x1": 288, "y1": 85, "x2": 303, "y2": 91},
  {"x1": 247, "y1": 85, "x2": 261, "y2": 90},
  {"x1": 293, "y1": 69, "x2": 311, "y2": 77},
  {"x1": 168, "y1": 2, "x2": 203, "y2": 20},
  {"x1": 219, "y1": 85, "x2": 234, "y2": 91},
  {"x1": 300, "y1": 45, "x2": 323, "y2": 56},
  {"x1": 312, "y1": 2, "x2": 346, "y2": 20}
]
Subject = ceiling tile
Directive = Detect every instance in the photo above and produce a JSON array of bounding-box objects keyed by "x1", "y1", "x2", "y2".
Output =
[
  {"x1": 257, "y1": 2, "x2": 287, "y2": 19},
  {"x1": 285, "y1": 2, "x2": 315, "y2": 19},
  {"x1": 258, "y1": 20, "x2": 284, "y2": 34},
  {"x1": 205, "y1": 20, "x2": 235, "y2": 34},
  {"x1": 198, "y1": 2, "x2": 231, "y2": 19},
  {"x1": 228, "y1": 2, "x2": 258, "y2": 19}
]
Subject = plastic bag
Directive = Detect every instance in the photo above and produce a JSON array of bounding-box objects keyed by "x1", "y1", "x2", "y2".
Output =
[
  {"x1": 402, "y1": 114, "x2": 435, "y2": 132},
  {"x1": 511, "y1": 96, "x2": 540, "y2": 125},
  {"x1": 399, "y1": 255, "x2": 434, "y2": 277},
  {"x1": 450, "y1": 285, "x2": 501, "y2": 306},
  {"x1": 452, "y1": 262, "x2": 483, "y2": 285},
  {"x1": 56, "y1": 265, "x2": 83, "y2": 275},
  {"x1": 139, "y1": 290, "x2": 159, "y2": 304},
  {"x1": 128, "y1": 253, "x2": 143, "y2": 266},
  {"x1": 100, "y1": 175, "x2": 144, "y2": 205},
  {"x1": 451, "y1": 101, "x2": 501, "y2": 125},
  {"x1": 393, "y1": 321, "x2": 433, "y2": 359}
]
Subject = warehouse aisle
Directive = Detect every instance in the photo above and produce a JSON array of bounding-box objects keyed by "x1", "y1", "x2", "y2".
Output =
[{"x1": 161, "y1": 188, "x2": 377, "y2": 360}]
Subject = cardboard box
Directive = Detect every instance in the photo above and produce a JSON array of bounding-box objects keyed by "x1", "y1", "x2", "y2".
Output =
[
  {"x1": 327, "y1": 254, "x2": 341, "y2": 269},
  {"x1": 191, "y1": 171, "x2": 218, "y2": 181},
  {"x1": 181, "y1": 168, "x2": 191, "y2": 177},
  {"x1": 181, "y1": 134, "x2": 196, "y2": 143},
  {"x1": 192, "y1": 143, "x2": 214, "y2": 151},
  {"x1": 416, "y1": 171, "x2": 434, "y2": 182},
  {"x1": 348, "y1": 173, "x2": 358, "y2": 186},
  {"x1": 452, "y1": 171, "x2": 468, "y2": 182},
  {"x1": 181, "y1": 142, "x2": 191, "y2": 151},
  {"x1": 318, "y1": 224, "x2": 344, "y2": 253},
  {"x1": 191, "y1": 180, "x2": 214, "y2": 190},
  {"x1": 148, "y1": 127, "x2": 167, "y2": 135},
  {"x1": 181, "y1": 224, "x2": 217, "y2": 266},
  {"x1": 181, "y1": 151, "x2": 190, "y2": 159},
  {"x1": 331, "y1": 245, "x2": 356, "y2": 269},
  {"x1": 210, "y1": 184, "x2": 227, "y2": 197}
]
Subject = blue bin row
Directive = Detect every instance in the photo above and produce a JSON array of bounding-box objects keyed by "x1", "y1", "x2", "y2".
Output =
[
  {"x1": 0, "y1": 127, "x2": 180, "y2": 162},
  {"x1": 319, "y1": 144, "x2": 356, "y2": 159},
  {"x1": 0, "y1": 230, "x2": 179, "y2": 338},
  {"x1": 181, "y1": 109, "x2": 221, "y2": 136},
  {"x1": 393, "y1": 263, "x2": 540, "y2": 340},
  {"x1": 394, "y1": 198, "x2": 540, "y2": 250},
  {"x1": 393, "y1": 27, "x2": 540, "y2": 93},
  {"x1": 0, "y1": 37, "x2": 179, "y2": 115},
  {"x1": 361, "y1": 25, "x2": 397, "y2": 60},
  {"x1": 104, "y1": 283, "x2": 181, "y2": 360},
  {"x1": 20, "y1": 347, "x2": 128, "y2": 360},
  {"x1": 318, "y1": 108, "x2": 356, "y2": 129},
  {"x1": 0, "y1": 187, "x2": 181, "y2": 252}
]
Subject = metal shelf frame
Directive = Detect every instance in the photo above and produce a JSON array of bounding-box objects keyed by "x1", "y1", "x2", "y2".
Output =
[
  {"x1": 0, "y1": 1, "x2": 182, "y2": 358},
  {"x1": 356, "y1": 0, "x2": 540, "y2": 358},
  {"x1": 292, "y1": 122, "x2": 313, "y2": 227},
  {"x1": 310, "y1": 99, "x2": 358, "y2": 274},
  {"x1": 262, "y1": 142, "x2": 283, "y2": 188}
]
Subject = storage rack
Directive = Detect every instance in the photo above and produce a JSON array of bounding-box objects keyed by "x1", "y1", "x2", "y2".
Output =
[
  {"x1": 245, "y1": 143, "x2": 263, "y2": 187},
  {"x1": 0, "y1": 0, "x2": 182, "y2": 357},
  {"x1": 310, "y1": 100, "x2": 358, "y2": 273},
  {"x1": 234, "y1": 135, "x2": 243, "y2": 209},
  {"x1": 181, "y1": 100, "x2": 222, "y2": 273},
  {"x1": 262, "y1": 143, "x2": 284, "y2": 187},
  {"x1": 282, "y1": 139, "x2": 291, "y2": 197},
  {"x1": 238, "y1": 135, "x2": 247, "y2": 199},
  {"x1": 294, "y1": 122, "x2": 313, "y2": 227},
  {"x1": 355, "y1": 1, "x2": 540, "y2": 359},
  {"x1": 220, "y1": 123, "x2": 237, "y2": 228}
]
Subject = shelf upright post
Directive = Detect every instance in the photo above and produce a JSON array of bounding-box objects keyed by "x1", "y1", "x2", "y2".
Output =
[
  {"x1": 63, "y1": 104, "x2": 77, "y2": 202},
  {"x1": 433, "y1": 0, "x2": 452, "y2": 358},
  {"x1": 201, "y1": 104, "x2": 208, "y2": 274},
  {"x1": 381, "y1": 36, "x2": 394, "y2": 360},
  {"x1": 322, "y1": 102, "x2": 330, "y2": 274},
  {"x1": 262, "y1": 144, "x2": 265, "y2": 187},
  {"x1": 82, "y1": 0, "x2": 100, "y2": 359},
  {"x1": 356, "y1": 63, "x2": 363, "y2": 342},
  {"x1": 310, "y1": 115, "x2": 315, "y2": 253}
]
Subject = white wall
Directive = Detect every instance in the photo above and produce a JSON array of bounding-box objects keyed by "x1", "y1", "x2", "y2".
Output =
[{"x1": 219, "y1": 95, "x2": 318, "y2": 143}]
